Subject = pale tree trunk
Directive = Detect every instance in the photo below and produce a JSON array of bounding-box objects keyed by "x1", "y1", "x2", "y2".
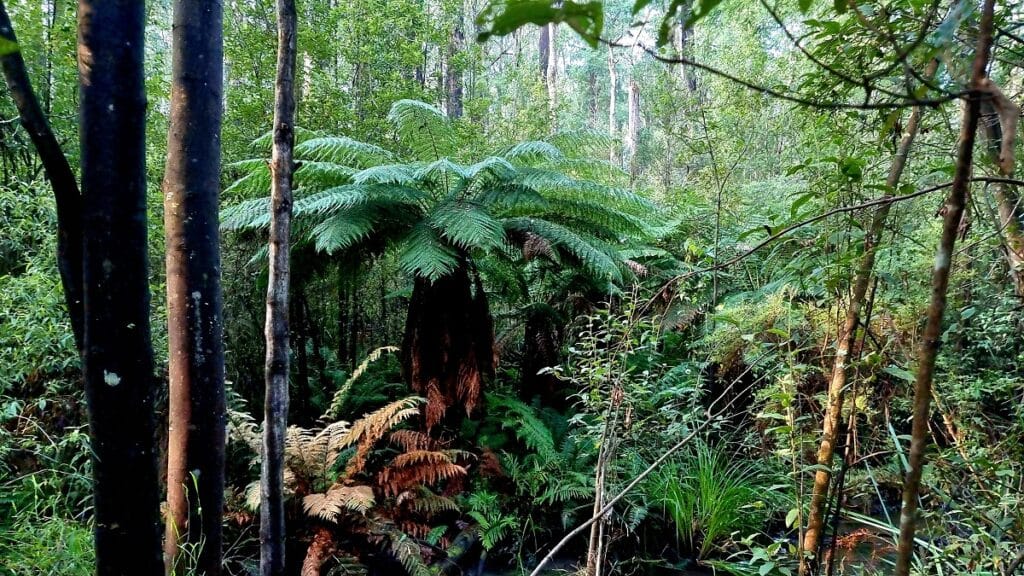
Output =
[
  {"x1": 162, "y1": 0, "x2": 226, "y2": 572},
  {"x1": 979, "y1": 98, "x2": 1024, "y2": 297},
  {"x1": 608, "y1": 51, "x2": 617, "y2": 164},
  {"x1": 261, "y1": 0, "x2": 297, "y2": 573},
  {"x1": 675, "y1": 1, "x2": 697, "y2": 93},
  {"x1": 893, "y1": 2, "x2": 993, "y2": 574},
  {"x1": 546, "y1": 23, "x2": 557, "y2": 128},
  {"x1": 801, "y1": 60, "x2": 938, "y2": 570},
  {"x1": 0, "y1": 0, "x2": 84, "y2": 351},
  {"x1": 78, "y1": 0, "x2": 163, "y2": 572},
  {"x1": 625, "y1": 79, "x2": 640, "y2": 182},
  {"x1": 445, "y1": 2, "x2": 464, "y2": 119}
]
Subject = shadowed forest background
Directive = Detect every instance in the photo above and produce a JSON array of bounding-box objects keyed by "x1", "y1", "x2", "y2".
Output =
[{"x1": 1, "y1": 0, "x2": 1023, "y2": 575}]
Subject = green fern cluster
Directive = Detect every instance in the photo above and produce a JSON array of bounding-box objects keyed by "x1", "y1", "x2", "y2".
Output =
[{"x1": 221, "y1": 99, "x2": 664, "y2": 284}]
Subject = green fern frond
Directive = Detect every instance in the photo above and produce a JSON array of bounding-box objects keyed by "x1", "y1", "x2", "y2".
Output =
[
  {"x1": 294, "y1": 161, "x2": 358, "y2": 189},
  {"x1": 545, "y1": 130, "x2": 614, "y2": 157},
  {"x1": 486, "y1": 395, "x2": 557, "y2": 460},
  {"x1": 220, "y1": 197, "x2": 271, "y2": 231},
  {"x1": 501, "y1": 140, "x2": 564, "y2": 163},
  {"x1": 503, "y1": 217, "x2": 623, "y2": 282},
  {"x1": 306, "y1": 207, "x2": 377, "y2": 253},
  {"x1": 322, "y1": 346, "x2": 401, "y2": 421},
  {"x1": 537, "y1": 197, "x2": 651, "y2": 237},
  {"x1": 387, "y1": 99, "x2": 457, "y2": 161},
  {"x1": 429, "y1": 201, "x2": 505, "y2": 251},
  {"x1": 352, "y1": 163, "x2": 420, "y2": 186},
  {"x1": 251, "y1": 126, "x2": 320, "y2": 152},
  {"x1": 224, "y1": 160, "x2": 271, "y2": 198},
  {"x1": 397, "y1": 224, "x2": 460, "y2": 281},
  {"x1": 414, "y1": 158, "x2": 468, "y2": 187},
  {"x1": 296, "y1": 136, "x2": 394, "y2": 167}
]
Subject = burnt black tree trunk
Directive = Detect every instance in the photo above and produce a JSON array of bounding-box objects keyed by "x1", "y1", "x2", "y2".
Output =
[
  {"x1": 162, "y1": 0, "x2": 226, "y2": 572},
  {"x1": 78, "y1": 0, "x2": 163, "y2": 573},
  {"x1": 402, "y1": 264, "x2": 495, "y2": 431},
  {"x1": 0, "y1": 0, "x2": 84, "y2": 351},
  {"x1": 261, "y1": 0, "x2": 297, "y2": 572}
]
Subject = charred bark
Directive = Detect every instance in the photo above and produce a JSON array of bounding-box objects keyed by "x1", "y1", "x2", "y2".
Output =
[
  {"x1": 162, "y1": 0, "x2": 227, "y2": 572},
  {"x1": 78, "y1": 0, "x2": 163, "y2": 572},
  {"x1": 893, "y1": 2, "x2": 994, "y2": 573},
  {"x1": 261, "y1": 0, "x2": 297, "y2": 573},
  {"x1": 0, "y1": 0, "x2": 84, "y2": 351}
]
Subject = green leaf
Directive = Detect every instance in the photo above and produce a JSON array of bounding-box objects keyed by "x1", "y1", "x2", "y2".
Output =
[
  {"x1": 883, "y1": 365, "x2": 915, "y2": 382},
  {"x1": 786, "y1": 508, "x2": 799, "y2": 528},
  {"x1": 799, "y1": 0, "x2": 814, "y2": 13},
  {"x1": 477, "y1": 1, "x2": 604, "y2": 47},
  {"x1": 0, "y1": 37, "x2": 20, "y2": 57},
  {"x1": 686, "y1": 0, "x2": 723, "y2": 26}
]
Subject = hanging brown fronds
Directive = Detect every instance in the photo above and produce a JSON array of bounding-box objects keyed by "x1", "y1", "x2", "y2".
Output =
[
  {"x1": 378, "y1": 450, "x2": 467, "y2": 497},
  {"x1": 340, "y1": 396, "x2": 423, "y2": 477},
  {"x1": 302, "y1": 485, "x2": 376, "y2": 522}
]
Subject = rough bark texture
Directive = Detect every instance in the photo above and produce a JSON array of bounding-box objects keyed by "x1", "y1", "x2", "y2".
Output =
[
  {"x1": 893, "y1": 2, "x2": 993, "y2": 573},
  {"x1": 162, "y1": 0, "x2": 227, "y2": 572},
  {"x1": 802, "y1": 61, "x2": 936, "y2": 564},
  {"x1": 77, "y1": 0, "x2": 163, "y2": 573},
  {"x1": 0, "y1": 0, "x2": 84, "y2": 352},
  {"x1": 401, "y1": 265, "x2": 495, "y2": 431},
  {"x1": 261, "y1": 0, "x2": 297, "y2": 573}
]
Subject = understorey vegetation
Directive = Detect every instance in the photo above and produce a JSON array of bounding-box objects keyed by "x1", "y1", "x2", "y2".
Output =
[{"x1": 1, "y1": 0, "x2": 1022, "y2": 575}]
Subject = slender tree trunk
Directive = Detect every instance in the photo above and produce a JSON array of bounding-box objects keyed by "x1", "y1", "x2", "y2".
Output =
[
  {"x1": 546, "y1": 23, "x2": 557, "y2": 128},
  {"x1": 586, "y1": 67, "x2": 598, "y2": 127},
  {"x1": 538, "y1": 23, "x2": 549, "y2": 80},
  {"x1": 801, "y1": 61, "x2": 936, "y2": 567},
  {"x1": 78, "y1": 0, "x2": 162, "y2": 573},
  {"x1": 0, "y1": 0, "x2": 84, "y2": 352},
  {"x1": 337, "y1": 258, "x2": 348, "y2": 366},
  {"x1": 893, "y1": 3, "x2": 993, "y2": 573},
  {"x1": 979, "y1": 100, "x2": 1024, "y2": 297},
  {"x1": 445, "y1": 4, "x2": 464, "y2": 119},
  {"x1": 625, "y1": 79, "x2": 640, "y2": 182},
  {"x1": 162, "y1": 0, "x2": 226, "y2": 573},
  {"x1": 607, "y1": 51, "x2": 617, "y2": 164},
  {"x1": 261, "y1": 0, "x2": 297, "y2": 572}
]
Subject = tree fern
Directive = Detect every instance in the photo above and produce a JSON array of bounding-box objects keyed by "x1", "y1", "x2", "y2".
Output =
[
  {"x1": 387, "y1": 99, "x2": 456, "y2": 161},
  {"x1": 295, "y1": 136, "x2": 394, "y2": 168}
]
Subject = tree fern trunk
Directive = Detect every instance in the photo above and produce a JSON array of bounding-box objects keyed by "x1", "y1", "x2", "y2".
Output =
[
  {"x1": 78, "y1": 0, "x2": 163, "y2": 572},
  {"x1": 162, "y1": 0, "x2": 227, "y2": 572},
  {"x1": 261, "y1": 0, "x2": 297, "y2": 572},
  {"x1": 894, "y1": 3, "x2": 993, "y2": 573}
]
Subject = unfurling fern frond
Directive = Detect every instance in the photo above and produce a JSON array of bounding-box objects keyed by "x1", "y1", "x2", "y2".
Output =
[
  {"x1": 387, "y1": 99, "x2": 456, "y2": 161},
  {"x1": 302, "y1": 485, "x2": 376, "y2": 522},
  {"x1": 295, "y1": 136, "x2": 394, "y2": 168},
  {"x1": 322, "y1": 346, "x2": 400, "y2": 421}
]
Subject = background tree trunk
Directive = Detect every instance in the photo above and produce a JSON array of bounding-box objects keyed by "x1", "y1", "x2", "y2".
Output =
[
  {"x1": 801, "y1": 60, "x2": 936, "y2": 568},
  {"x1": 893, "y1": 2, "x2": 994, "y2": 573},
  {"x1": 0, "y1": 0, "x2": 84, "y2": 352},
  {"x1": 625, "y1": 78, "x2": 640, "y2": 182},
  {"x1": 261, "y1": 0, "x2": 297, "y2": 573},
  {"x1": 78, "y1": 0, "x2": 163, "y2": 573},
  {"x1": 979, "y1": 99, "x2": 1024, "y2": 297}
]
